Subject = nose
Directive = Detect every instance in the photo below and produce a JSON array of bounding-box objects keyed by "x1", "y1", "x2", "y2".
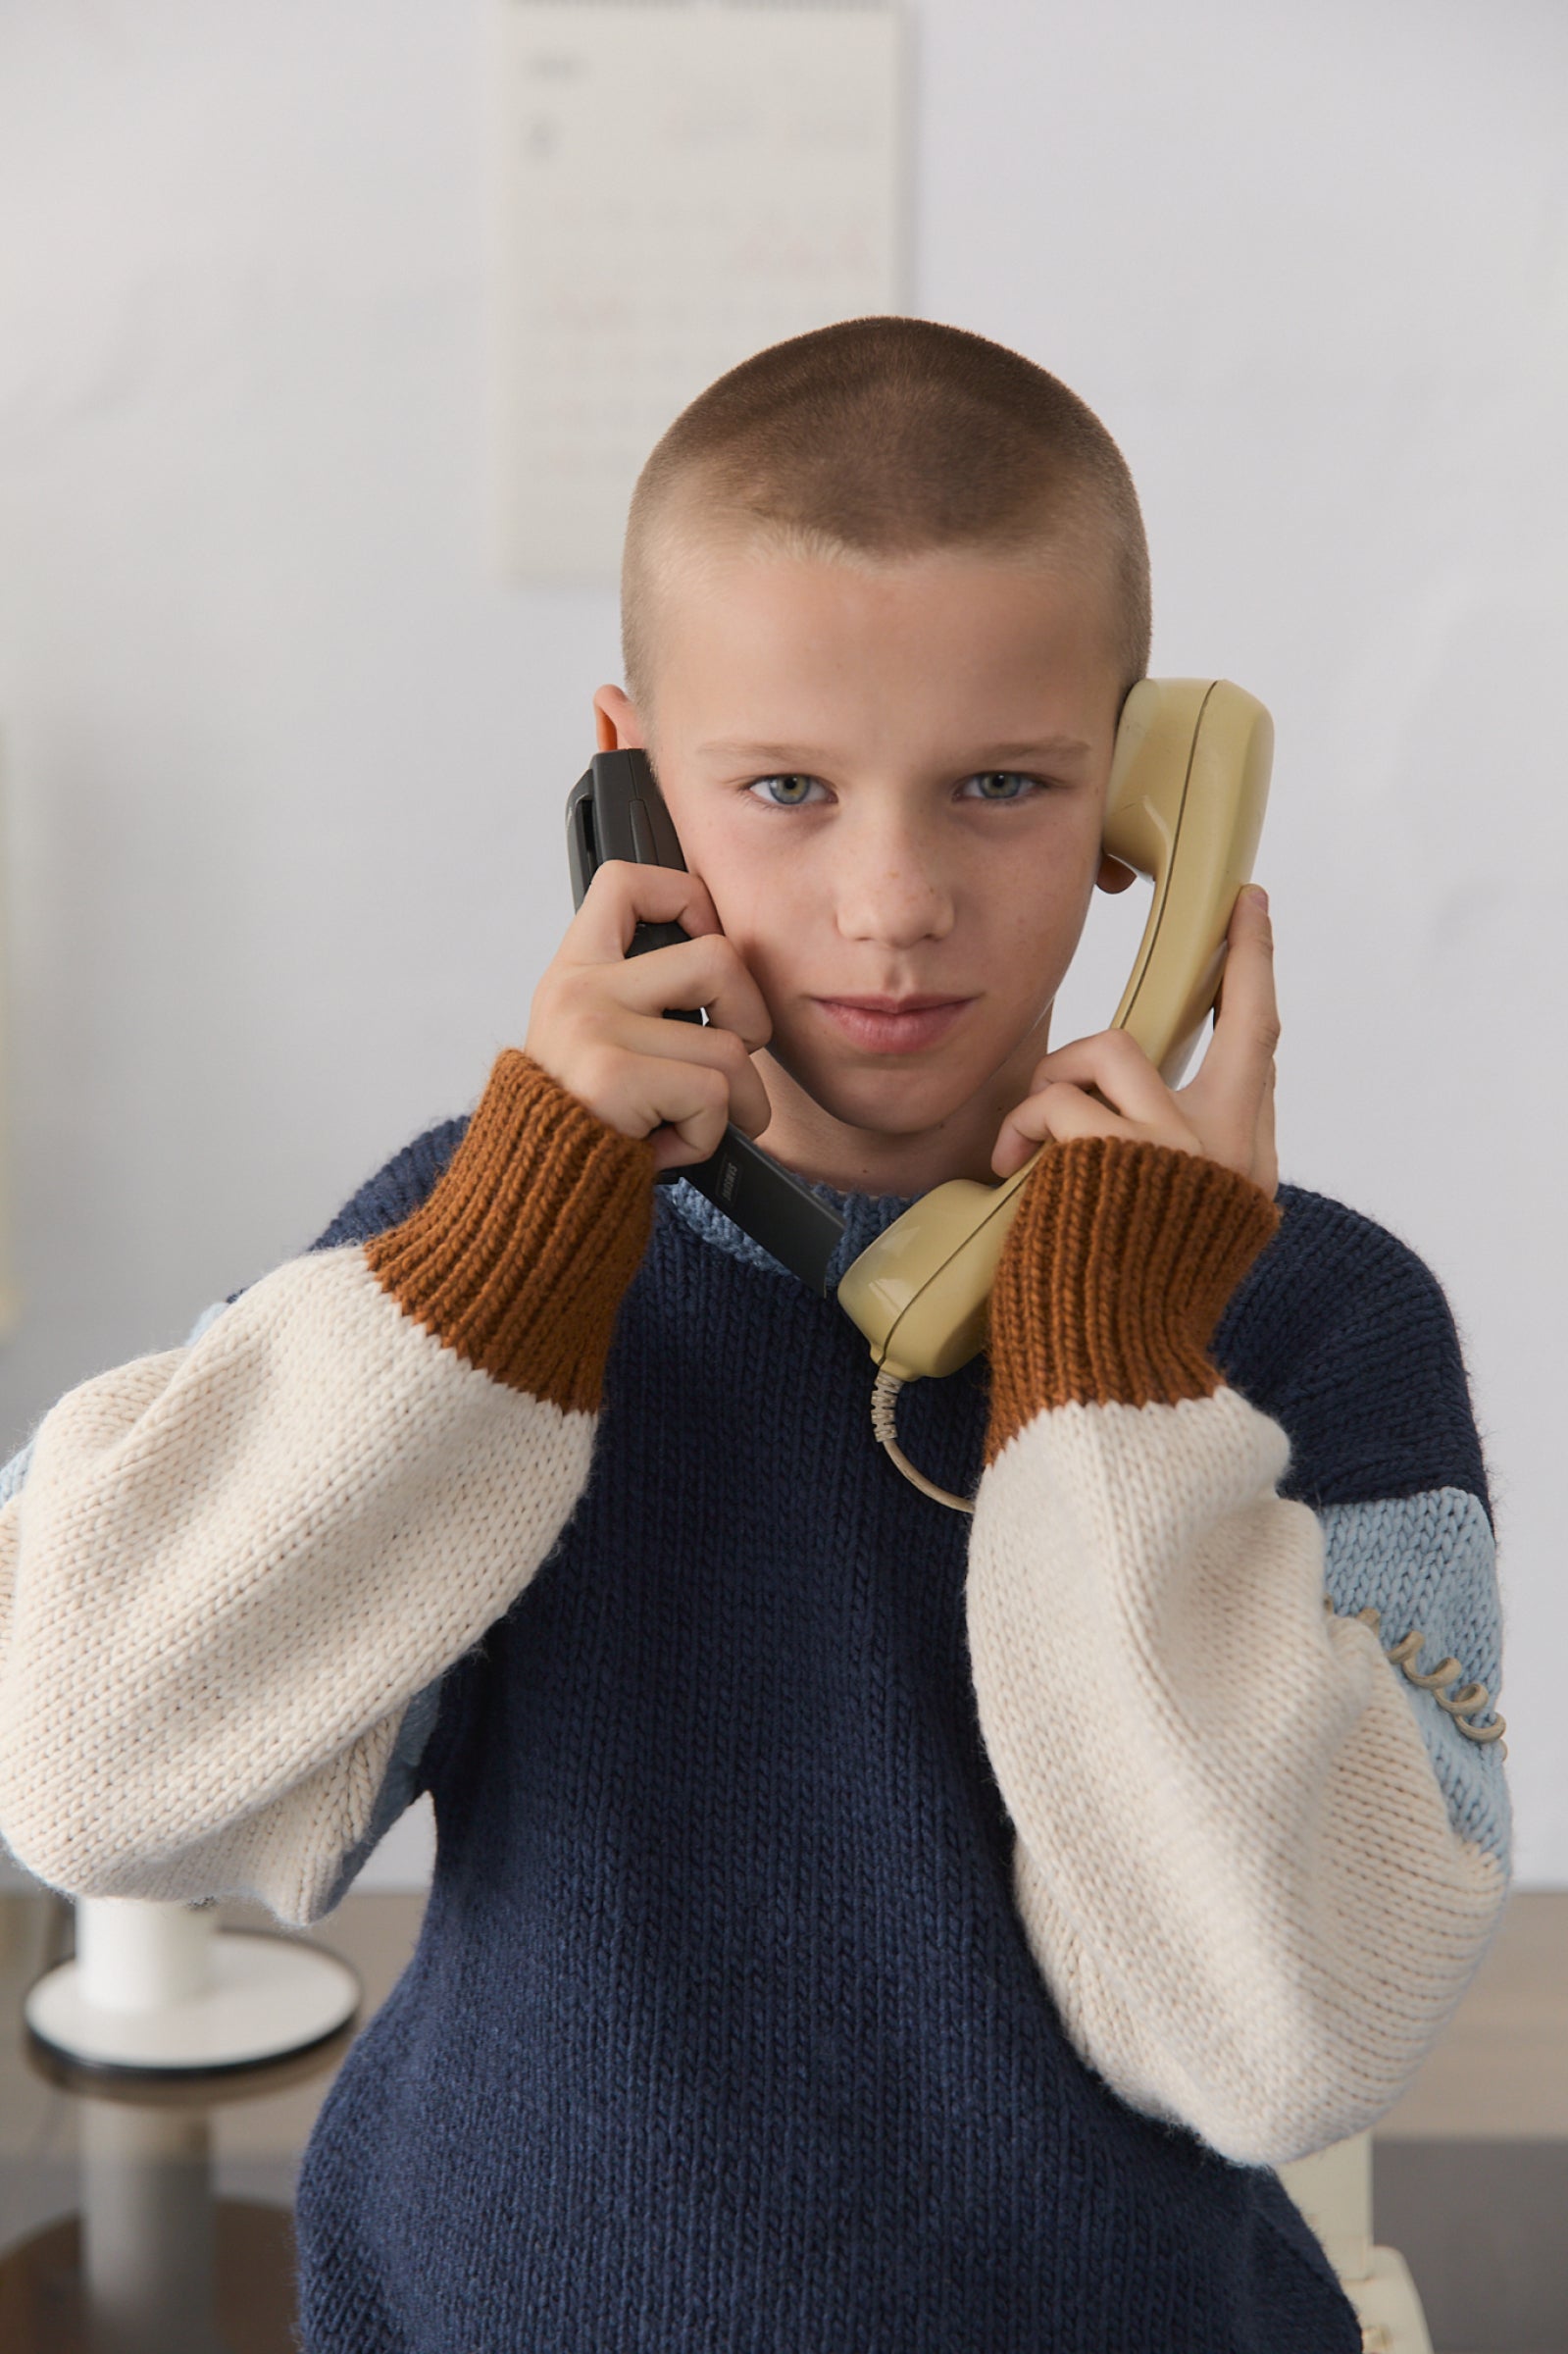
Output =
[{"x1": 833, "y1": 814, "x2": 955, "y2": 949}]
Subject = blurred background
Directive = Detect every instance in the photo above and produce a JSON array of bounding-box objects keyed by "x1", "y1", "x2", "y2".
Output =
[{"x1": 0, "y1": 0, "x2": 1563, "y2": 1921}]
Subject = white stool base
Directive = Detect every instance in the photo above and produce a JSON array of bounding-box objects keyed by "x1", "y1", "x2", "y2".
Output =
[{"x1": 25, "y1": 1930, "x2": 360, "y2": 2073}]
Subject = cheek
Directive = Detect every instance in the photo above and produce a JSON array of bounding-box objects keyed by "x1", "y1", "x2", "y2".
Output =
[
  {"x1": 686, "y1": 852, "x2": 803, "y2": 987},
  {"x1": 725, "y1": 911, "x2": 807, "y2": 1001},
  {"x1": 987, "y1": 863, "x2": 1092, "y2": 967}
]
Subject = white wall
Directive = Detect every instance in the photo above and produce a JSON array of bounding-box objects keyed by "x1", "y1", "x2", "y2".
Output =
[{"x1": 1, "y1": 0, "x2": 1563, "y2": 1894}]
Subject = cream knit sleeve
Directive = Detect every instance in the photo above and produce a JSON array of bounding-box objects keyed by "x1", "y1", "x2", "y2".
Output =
[
  {"x1": 0, "y1": 1054, "x2": 654, "y2": 1927},
  {"x1": 966, "y1": 1137, "x2": 1509, "y2": 2169}
]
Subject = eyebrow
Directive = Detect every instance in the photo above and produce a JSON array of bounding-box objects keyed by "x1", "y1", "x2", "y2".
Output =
[
  {"x1": 694, "y1": 737, "x2": 1093, "y2": 766},
  {"x1": 962, "y1": 739, "x2": 1093, "y2": 765}
]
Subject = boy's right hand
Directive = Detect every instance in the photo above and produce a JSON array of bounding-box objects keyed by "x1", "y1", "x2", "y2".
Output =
[{"x1": 525, "y1": 861, "x2": 774, "y2": 1174}]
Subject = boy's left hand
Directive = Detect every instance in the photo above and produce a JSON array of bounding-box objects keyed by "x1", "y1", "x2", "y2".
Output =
[{"x1": 990, "y1": 885, "x2": 1279, "y2": 1200}]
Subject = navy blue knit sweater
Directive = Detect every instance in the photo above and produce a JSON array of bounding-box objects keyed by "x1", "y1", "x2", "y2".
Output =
[{"x1": 278, "y1": 1089, "x2": 1500, "y2": 2352}]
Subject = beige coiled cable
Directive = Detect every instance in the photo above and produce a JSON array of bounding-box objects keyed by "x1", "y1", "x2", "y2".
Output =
[
  {"x1": 1329, "y1": 1597, "x2": 1507, "y2": 1758},
  {"x1": 870, "y1": 1370, "x2": 975, "y2": 1514}
]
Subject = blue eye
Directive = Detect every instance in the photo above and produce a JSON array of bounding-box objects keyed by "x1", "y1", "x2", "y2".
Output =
[
  {"x1": 749, "y1": 774, "x2": 823, "y2": 806},
  {"x1": 963, "y1": 771, "x2": 1039, "y2": 801}
]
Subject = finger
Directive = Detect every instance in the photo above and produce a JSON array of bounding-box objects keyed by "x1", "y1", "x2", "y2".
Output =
[
  {"x1": 732, "y1": 1060, "x2": 774, "y2": 1143},
  {"x1": 650, "y1": 1126, "x2": 702, "y2": 1176},
  {"x1": 1027, "y1": 1029, "x2": 1176, "y2": 1127},
  {"x1": 617, "y1": 1008, "x2": 774, "y2": 1138},
  {"x1": 1195, "y1": 886, "x2": 1279, "y2": 1104},
  {"x1": 615, "y1": 1050, "x2": 733, "y2": 1168},
  {"x1": 991, "y1": 1081, "x2": 1141, "y2": 1175},
  {"x1": 610, "y1": 932, "x2": 774, "y2": 1053},
  {"x1": 1253, "y1": 1054, "x2": 1279, "y2": 1199},
  {"x1": 571, "y1": 859, "x2": 725, "y2": 959}
]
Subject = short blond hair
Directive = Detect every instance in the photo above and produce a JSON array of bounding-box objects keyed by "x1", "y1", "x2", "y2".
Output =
[{"x1": 622, "y1": 316, "x2": 1150, "y2": 709}]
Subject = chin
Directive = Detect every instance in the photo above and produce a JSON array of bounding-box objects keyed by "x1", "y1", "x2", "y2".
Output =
[{"x1": 786, "y1": 1060, "x2": 981, "y2": 1140}]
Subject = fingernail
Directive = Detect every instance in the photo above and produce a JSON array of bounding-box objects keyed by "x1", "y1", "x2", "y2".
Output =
[{"x1": 1247, "y1": 886, "x2": 1269, "y2": 912}]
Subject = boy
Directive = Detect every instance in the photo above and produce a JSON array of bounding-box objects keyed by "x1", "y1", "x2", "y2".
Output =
[{"x1": 0, "y1": 319, "x2": 1509, "y2": 2352}]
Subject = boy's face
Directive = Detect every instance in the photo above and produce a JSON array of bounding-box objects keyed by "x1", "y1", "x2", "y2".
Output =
[{"x1": 595, "y1": 540, "x2": 1132, "y2": 1196}]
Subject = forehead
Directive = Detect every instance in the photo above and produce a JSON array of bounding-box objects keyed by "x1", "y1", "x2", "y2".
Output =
[{"x1": 641, "y1": 532, "x2": 1124, "y2": 744}]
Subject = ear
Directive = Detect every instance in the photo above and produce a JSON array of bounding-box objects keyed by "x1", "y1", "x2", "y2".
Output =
[
  {"x1": 592, "y1": 685, "x2": 646, "y2": 752},
  {"x1": 1096, "y1": 850, "x2": 1138, "y2": 895}
]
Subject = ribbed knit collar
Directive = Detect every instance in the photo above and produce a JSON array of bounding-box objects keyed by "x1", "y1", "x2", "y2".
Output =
[{"x1": 665, "y1": 1169, "x2": 924, "y2": 1293}]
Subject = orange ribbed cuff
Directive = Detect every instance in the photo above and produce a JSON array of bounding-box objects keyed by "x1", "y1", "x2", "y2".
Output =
[
  {"x1": 983, "y1": 1137, "x2": 1282, "y2": 1463},
  {"x1": 365, "y1": 1050, "x2": 655, "y2": 1413}
]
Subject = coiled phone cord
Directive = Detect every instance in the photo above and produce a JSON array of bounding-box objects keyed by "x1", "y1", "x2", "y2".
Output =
[
  {"x1": 870, "y1": 1369, "x2": 975, "y2": 1514},
  {"x1": 1328, "y1": 1597, "x2": 1507, "y2": 1757}
]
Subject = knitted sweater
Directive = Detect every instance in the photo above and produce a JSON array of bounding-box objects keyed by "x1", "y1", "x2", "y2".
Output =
[{"x1": 0, "y1": 1052, "x2": 1510, "y2": 2353}]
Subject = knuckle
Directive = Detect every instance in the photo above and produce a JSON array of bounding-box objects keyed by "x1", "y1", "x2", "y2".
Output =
[
  {"x1": 562, "y1": 951, "x2": 607, "y2": 999},
  {"x1": 1103, "y1": 1027, "x2": 1148, "y2": 1063},
  {"x1": 580, "y1": 1042, "x2": 620, "y2": 1100},
  {"x1": 703, "y1": 932, "x2": 742, "y2": 978},
  {"x1": 546, "y1": 963, "x2": 584, "y2": 1009}
]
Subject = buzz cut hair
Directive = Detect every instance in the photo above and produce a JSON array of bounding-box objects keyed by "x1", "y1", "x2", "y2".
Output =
[{"x1": 621, "y1": 315, "x2": 1151, "y2": 712}]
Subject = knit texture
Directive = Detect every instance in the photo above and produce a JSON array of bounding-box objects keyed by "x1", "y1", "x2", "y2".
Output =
[
  {"x1": 0, "y1": 1246, "x2": 603, "y2": 1923},
  {"x1": 1318, "y1": 1490, "x2": 1507, "y2": 1862},
  {"x1": 1214, "y1": 1181, "x2": 1492, "y2": 1517},
  {"x1": 365, "y1": 1049, "x2": 654, "y2": 1409},
  {"x1": 0, "y1": 1066, "x2": 1508, "y2": 2353},
  {"x1": 279, "y1": 1100, "x2": 1506, "y2": 2353},
  {"x1": 983, "y1": 1134, "x2": 1282, "y2": 1458},
  {"x1": 966, "y1": 1386, "x2": 1504, "y2": 2165}
]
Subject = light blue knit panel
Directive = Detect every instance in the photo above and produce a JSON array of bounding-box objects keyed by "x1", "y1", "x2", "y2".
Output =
[
  {"x1": 1318, "y1": 1488, "x2": 1510, "y2": 1874},
  {"x1": 0, "y1": 1438, "x2": 31, "y2": 1510},
  {"x1": 320, "y1": 1672, "x2": 448, "y2": 1915}
]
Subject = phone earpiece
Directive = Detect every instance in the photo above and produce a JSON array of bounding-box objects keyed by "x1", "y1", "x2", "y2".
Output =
[{"x1": 1101, "y1": 680, "x2": 1273, "y2": 1089}]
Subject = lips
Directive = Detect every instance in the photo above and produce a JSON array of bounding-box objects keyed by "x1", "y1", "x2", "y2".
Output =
[{"x1": 815, "y1": 997, "x2": 973, "y2": 1052}]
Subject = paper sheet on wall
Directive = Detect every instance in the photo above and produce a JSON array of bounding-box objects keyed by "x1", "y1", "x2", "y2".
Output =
[{"x1": 491, "y1": 0, "x2": 905, "y2": 584}]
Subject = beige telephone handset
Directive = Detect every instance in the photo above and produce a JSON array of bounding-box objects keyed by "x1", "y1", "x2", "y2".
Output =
[{"x1": 835, "y1": 678, "x2": 1273, "y2": 1510}]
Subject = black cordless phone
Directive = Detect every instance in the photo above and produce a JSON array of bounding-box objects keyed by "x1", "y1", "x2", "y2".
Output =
[{"x1": 565, "y1": 750, "x2": 846, "y2": 1296}]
